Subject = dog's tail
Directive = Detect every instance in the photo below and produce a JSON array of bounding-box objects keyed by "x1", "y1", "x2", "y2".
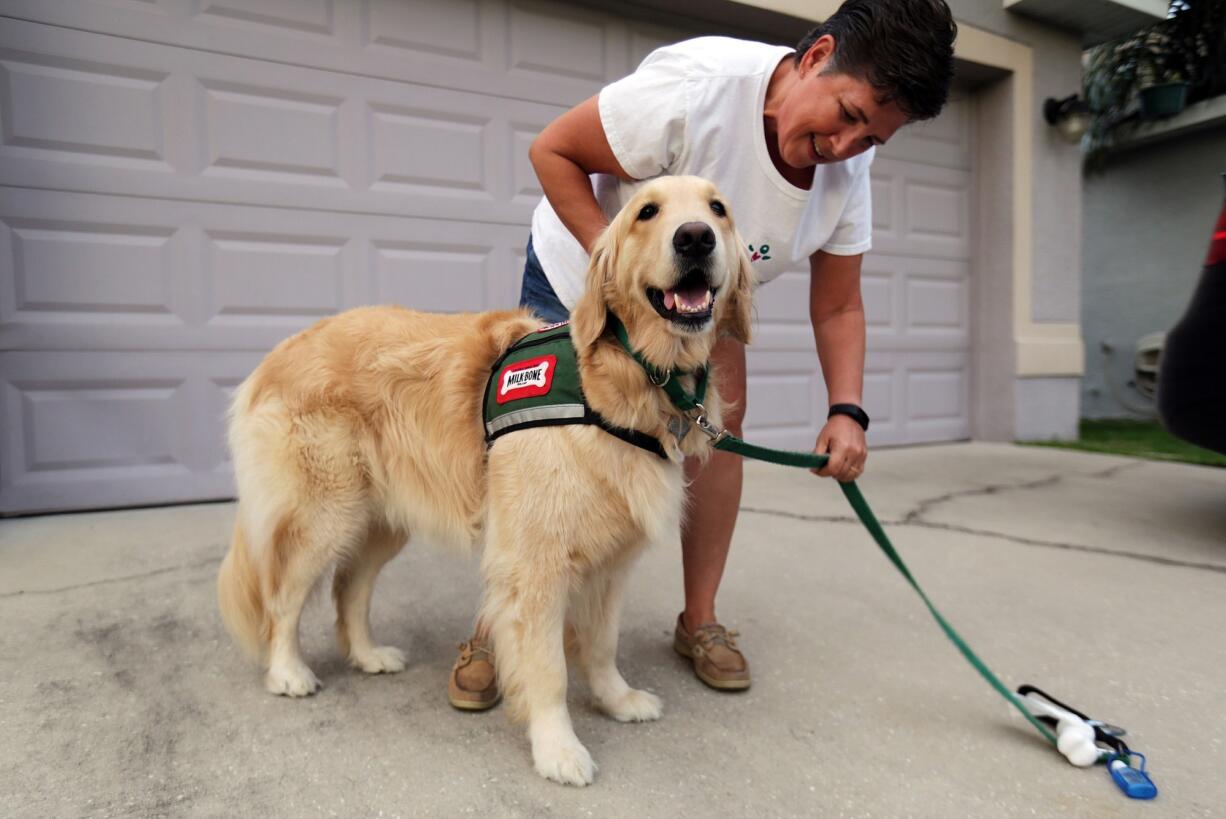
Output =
[{"x1": 218, "y1": 515, "x2": 268, "y2": 659}]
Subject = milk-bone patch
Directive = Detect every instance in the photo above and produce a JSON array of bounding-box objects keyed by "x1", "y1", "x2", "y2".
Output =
[{"x1": 496, "y1": 355, "x2": 557, "y2": 404}]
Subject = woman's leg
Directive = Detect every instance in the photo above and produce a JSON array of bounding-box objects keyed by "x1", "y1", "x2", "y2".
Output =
[{"x1": 675, "y1": 336, "x2": 750, "y2": 689}]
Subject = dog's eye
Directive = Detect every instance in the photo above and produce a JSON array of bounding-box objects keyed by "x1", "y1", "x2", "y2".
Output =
[
  {"x1": 637, "y1": 203, "x2": 658, "y2": 221},
  {"x1": 710, "y1": 200, "x2": 726, "y2": 217}
]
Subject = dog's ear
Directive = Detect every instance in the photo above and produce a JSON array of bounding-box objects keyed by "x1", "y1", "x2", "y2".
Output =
[
  {"x1": 571, "y1": 225, "x2": 617, "y2": 350},
  {"x1": 719, "y1": 237, "x2": 756, "y2": 345}
]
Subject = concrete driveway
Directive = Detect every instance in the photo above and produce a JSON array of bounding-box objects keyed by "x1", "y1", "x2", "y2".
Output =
[{"x1": 2, "y1": 442, "x2": 1224, "y2": 818}]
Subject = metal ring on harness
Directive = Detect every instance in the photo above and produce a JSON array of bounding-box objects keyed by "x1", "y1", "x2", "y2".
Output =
[{"x1": 649, "y1": 368, "x2": 671, "y2": 387}]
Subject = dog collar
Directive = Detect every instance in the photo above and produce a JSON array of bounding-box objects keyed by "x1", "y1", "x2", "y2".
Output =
[{"x1": 605, "y1": 313, "x2": 710, "y2": 414}]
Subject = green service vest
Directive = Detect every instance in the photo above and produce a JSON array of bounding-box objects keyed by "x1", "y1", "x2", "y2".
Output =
[{"x1": 483, "y1": 322, "x2": 666, "y2": 459}]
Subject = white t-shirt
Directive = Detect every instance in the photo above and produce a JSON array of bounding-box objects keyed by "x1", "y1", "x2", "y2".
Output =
[{"x1": 530, "y1": 36, "x2": 874, "y2": 310}]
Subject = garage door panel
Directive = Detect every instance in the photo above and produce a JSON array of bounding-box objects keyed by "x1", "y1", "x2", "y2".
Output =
[
  {"x1": 861, "y1": 351, "x2": 969, "y2": 446},
  {"x1": 367, "y1": 102, "x2": 491, "y2": 197},
  {"x1": 876, "y1": 96, "x2": 971, "y2": 169},
  {"x1": 372, "y1": 240, "x2": 495, "y2": 312},
  {"x1": 509, "y1": 120, "x2": 545, "y2": 205},
  {"x1": 4, "y1": 219, "x2": 180, "y2": 322},
  {"x1": 870, "y1": 173, "x2": 898, "y2": 234},
  {"x1": 365, "y1": 0, "x2": 479, "y2": 61},
  {"x1": 0, "y1": 49, "x2": 174, "y2": 167},
  {"x1": 871, "y1": 164, "x2": 971, "y2": 261},
  {"x1": 201, "y1": 80, "x2": 346, "y2": 183},
  {"x1": 861, "y1": 258, "x2": 896, "y2": 333},
  {"x1": 906, "y1": 275, "x2": 966, "y2": 334},
  {"x1": 204, "y1": 231, "x2": 349, "y2": 322},
  {"x1": 197, "y1": 0, "x2": 339, "y2": 36},
  {"x1": 0, "y1": 350, "x2": 256, "y2": 513},
  {"x1": 751, "y1": 269, "x2": 808, "y2": 326},
  {"x1": 742, "y1": 374, "x2": 812, "y2": 432},
  {"x1": 508, "y1": 1, "x2": 610, "y2": 83}
]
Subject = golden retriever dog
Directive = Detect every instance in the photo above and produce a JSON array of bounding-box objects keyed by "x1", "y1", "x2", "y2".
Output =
[{"x1": 217, "y1": 175, "x2": 754, "y2": 786}]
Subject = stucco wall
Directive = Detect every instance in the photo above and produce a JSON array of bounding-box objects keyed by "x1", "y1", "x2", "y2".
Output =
[
  {"x1": 945, "y1": 0, "x2": 1085, "y2": 326},
  {"x1": 1081, "y1": 128, "x2": 1226, "y2": 418}
]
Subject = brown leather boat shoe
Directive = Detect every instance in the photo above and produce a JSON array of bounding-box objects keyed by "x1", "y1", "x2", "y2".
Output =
[
  {"x1": 672, "y1": 613, "x2": 751, "y2": 691},
  {"x1": 448, "y1": 636, "x2": 500, "y2": 711}
]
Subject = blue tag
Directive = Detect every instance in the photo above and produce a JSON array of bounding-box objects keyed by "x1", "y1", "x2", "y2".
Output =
[{"x1": 1108, "y1": 755, "x2": 1157, "y2": 800}]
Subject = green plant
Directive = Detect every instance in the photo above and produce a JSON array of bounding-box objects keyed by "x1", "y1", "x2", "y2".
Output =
[{"x1": 1082, "y1": 0, "x2": 1224, "y2": 164}]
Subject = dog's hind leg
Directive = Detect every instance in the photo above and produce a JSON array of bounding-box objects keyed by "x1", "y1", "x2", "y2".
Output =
[
  {"x1": 333, "y1": 525, "x2": 408, "y2": 674},
  {"x1": 482, "y1": 546, "x2": 594, "y2": 786},
  {"x1": 263, "y1": 508, "x2": 365, "y2": 697},
  {"x1": 572, "y1": 550, "x2": 662, "y2": 723}
]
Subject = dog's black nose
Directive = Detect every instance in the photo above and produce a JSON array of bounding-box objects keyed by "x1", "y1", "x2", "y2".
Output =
[{"x1": 673, "y1": 222, "x2": 716, "y2": 258}]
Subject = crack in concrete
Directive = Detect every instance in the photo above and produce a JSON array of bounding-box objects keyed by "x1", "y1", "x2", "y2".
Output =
[
  {"x1": 898, "y1": 461, "x2": 1146, "y2": 525},
  {"x1": 0, "y1": 556, "x2": 222, "y2": 599},
  {"x1": 740, "y1": 503, "x2": 1226, "y2": 576}
]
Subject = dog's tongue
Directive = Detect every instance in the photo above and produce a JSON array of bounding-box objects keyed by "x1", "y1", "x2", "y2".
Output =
[
  {"x1": 663, "y1": 291, "x2": 676, "y2": 311},
  {"x1": 671, "y1": 281, "x2": 710, "y2": 311}
]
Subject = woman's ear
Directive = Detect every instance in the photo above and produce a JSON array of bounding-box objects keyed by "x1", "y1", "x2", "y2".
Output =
[
  {"x1": 718, "y1": 238, "x2": 756, "y2": 345},
  {"x1": 570, "y1": 226, "x2": 617, "y2": 350}
]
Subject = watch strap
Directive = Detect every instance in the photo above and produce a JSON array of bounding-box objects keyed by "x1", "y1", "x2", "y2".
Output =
[{"x1": 828, "y1": 403, "x2": 870, "y2": 431}]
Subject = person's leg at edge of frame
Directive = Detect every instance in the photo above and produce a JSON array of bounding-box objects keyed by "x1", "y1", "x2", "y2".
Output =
[
  {"x1": 449, "y1": 237, "x2": 569, "y2": 711},
  {"x1": 672, "y1": 336, "x2": 752, "y2": 691}
]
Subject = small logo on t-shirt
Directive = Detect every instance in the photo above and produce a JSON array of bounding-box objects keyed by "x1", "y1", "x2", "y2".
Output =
[
  {"x1": 497, "y1": 355, "x2": 556, "y2": 404},
  {"x1": 748, "y1": 243, "x2": 771, "y2": 262}
]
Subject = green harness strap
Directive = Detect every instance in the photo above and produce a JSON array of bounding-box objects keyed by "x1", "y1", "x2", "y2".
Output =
[{"x1": 607, "y1": 315, "x2": 1059, "y2": 748}]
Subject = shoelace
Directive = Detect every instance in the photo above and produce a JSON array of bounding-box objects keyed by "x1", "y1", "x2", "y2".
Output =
[
  {"x1": 457, "y1": 640, "x2": 494, "y2": 662},
  {"x1": 694, "y1": 626, "x2": 740, "y2": 652}
]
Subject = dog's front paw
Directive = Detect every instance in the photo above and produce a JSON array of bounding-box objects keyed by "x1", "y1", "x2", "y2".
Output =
[
  {"x1": 265, "y1": 662, "x2": 321, "y2": 697},
  {"x1": 600, "y1": 688, "x2": 663, "y2": 723},
  {"x1": 533, "y1": 736, "x2": 596, "y2": 786},
  {"x1": 350, "y1": 645, "x2": 407, "y2": 674}
]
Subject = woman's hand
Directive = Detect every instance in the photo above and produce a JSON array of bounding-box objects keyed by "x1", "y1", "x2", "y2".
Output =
[{"x1": 812, "y1": 414, "x2": 867, "y2": 481}]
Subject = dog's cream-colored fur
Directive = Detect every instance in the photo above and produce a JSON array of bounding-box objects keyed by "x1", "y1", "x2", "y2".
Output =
[{"x1": 218, "y1": 176, "x2": 754, "y2": 785}]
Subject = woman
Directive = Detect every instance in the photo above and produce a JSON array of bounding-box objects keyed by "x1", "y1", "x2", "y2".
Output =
[{"x1": 449, "y1": 0, "x2": 957, "y2": 710}]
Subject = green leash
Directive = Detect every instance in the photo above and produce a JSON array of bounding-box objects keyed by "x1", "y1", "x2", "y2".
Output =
[{"x1": 608, "y1": 316, "x2": 1059, "y2": 748}]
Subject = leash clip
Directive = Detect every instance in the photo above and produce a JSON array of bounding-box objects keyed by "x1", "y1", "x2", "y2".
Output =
[{"x1": 689, "y1": 404, "x2": 729, "y2": 444}]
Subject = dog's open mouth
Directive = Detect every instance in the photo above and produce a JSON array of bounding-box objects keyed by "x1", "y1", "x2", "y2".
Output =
[{"x1": 647, "y1": 268, "x2": 716, "y2": 329}]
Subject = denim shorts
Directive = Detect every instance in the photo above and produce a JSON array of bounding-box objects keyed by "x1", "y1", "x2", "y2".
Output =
[{"x1": 518, "y1": 236, "x2": 570, "y2": 324}]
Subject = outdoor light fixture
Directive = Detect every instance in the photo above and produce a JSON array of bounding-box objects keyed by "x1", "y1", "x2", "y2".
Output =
[{"x1": 1043, "y1": 94, "x2": 1092, "y2": 143}]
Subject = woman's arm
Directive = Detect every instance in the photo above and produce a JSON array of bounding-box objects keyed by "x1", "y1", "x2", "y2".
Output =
[
  {"x1": 809, "y1": 249, "x2": 868, "y2": 481},
  {"x1": 529, "y1": 95, "x2": 635, "y2": 254}
]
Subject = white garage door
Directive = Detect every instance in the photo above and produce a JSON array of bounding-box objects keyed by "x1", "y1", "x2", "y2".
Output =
[
  {"x1": 747, "y1": 97, "x2": 972, "y2": 449},
  {"x1": 0, "y1": 0, "x2": 701, "y2": 514},
  {"x1": 0, "y1": 1, "x2": 972, "y2": 514}
]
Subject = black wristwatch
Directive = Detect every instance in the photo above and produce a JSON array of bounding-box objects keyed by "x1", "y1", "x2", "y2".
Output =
[{"x1": 828, "y1": 403, "x2": 870, "y2": 431}]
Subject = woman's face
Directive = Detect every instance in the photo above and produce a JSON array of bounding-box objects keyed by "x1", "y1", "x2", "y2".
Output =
[{"x1": 774, "y1": 36, "x2": 911, "y2": 169}]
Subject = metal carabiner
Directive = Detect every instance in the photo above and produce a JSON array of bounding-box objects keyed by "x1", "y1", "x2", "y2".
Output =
[{"x1": 689, "y1": 404, "x2": 729, "y2": 444}]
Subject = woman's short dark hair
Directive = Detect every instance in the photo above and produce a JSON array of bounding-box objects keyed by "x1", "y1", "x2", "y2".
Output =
[{"x1": 795, "y1": 0, "x2": 957, "y2": 121}]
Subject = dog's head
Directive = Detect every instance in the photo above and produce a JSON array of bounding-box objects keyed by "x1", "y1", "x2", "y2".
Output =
[{"x1": 571, "y1": 176, "x2": 755, "y2": 368}]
